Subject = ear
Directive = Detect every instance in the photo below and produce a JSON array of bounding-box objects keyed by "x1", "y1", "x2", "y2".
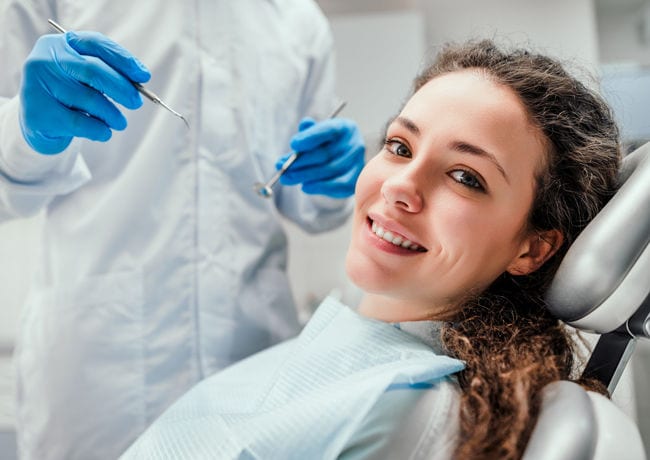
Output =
[{"x1": 506, "y1": 229, "x2": 564, "y2": 276}]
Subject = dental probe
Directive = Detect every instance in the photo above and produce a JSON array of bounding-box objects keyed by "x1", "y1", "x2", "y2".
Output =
[
  {"x1": 47, "y1": 19, "x2": 190, "y2": 129},
  {"x1": 254, "y1": 100, "x2": 347, "y2": 198}
]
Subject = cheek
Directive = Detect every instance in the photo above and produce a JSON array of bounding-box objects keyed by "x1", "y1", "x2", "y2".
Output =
[
  {"x1": 345, "y1": 220, "x2": 374, "y2": 290},
  {"x1": 349, "y1": 172, "x2": 380, "y2": 258},
  {"x1": 346, "y1": 163, "x2": 387, "y2": 287},
  {"x1": 435, "y1": 199, "x2": 526, "y2": 262},
  {"x1": 354, "y1": 161, "x2": 384, "y2": 204}
]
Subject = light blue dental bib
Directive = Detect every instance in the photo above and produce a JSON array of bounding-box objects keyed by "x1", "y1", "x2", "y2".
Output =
[{"x1": 121, "y1": 297, "x2": 464, "y2": 459}]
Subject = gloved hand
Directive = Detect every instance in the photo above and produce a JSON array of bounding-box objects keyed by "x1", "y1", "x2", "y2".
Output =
[
  {"x1": 19, "y1": 31, "x2": 151, "y2": 154},
  {"x1": 277, "y1": 117, "x2": 365, "y2": 198}
]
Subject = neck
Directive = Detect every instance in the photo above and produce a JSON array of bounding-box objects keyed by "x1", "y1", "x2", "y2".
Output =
[{"x1": 357, "y1": 293, "x2": 456, "y2": 322}]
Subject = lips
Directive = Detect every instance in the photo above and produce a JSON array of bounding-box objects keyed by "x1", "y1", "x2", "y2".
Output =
[{"x1": 367, "y1": 216, "x2": 427, "y2": 252}]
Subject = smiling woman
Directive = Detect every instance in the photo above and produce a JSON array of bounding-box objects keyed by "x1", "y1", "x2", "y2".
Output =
[
  {"x1": 120, "y1": 40, "x2": 621, "y2": 460},
  {"x1": 349, "y1": 70, "x2": 557, "y2": 322},
  {"x1": 375, "y1": 40, "x2": 620, "y2": 459}
]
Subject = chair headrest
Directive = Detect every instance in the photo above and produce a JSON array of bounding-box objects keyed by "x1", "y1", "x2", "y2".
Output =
[
  {"x1": 523, "y1": 381, "x2": 597, "y2": 460},
  {"x1": 523, "y1": 381, "x2": 647, "y2": 460},
  {"x1": 545, "y1": 144, "x2": 650, "y2": 333}
]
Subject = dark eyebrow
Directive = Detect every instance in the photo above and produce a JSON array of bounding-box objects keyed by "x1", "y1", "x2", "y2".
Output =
[
  {"x1": 394, "y1": 116, "x2": 421, "y2": 137},
  {"x1": 452, "y1": 141, "x2": 510, "y2": 184},
  {"x1": 391, "y1": 116, "x2": 509, "y2": 184}
]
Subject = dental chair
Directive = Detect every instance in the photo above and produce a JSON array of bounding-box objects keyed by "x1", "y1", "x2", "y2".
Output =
[{"x1": 524, "y1": 142, "x2": 650, "y2": 460}]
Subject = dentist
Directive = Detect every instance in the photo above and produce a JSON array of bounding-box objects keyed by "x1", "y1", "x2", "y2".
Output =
[{"x1": 0, "y1": 1, "x2": 364, "y2": 459}]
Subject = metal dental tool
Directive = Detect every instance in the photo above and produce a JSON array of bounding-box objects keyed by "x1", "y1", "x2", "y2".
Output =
[
  {"x1": 47, "y1": 19, "x2": 190, "y2": 129},
  {"x1": 254, "y1": 100, "x2": 347, "y2": 198}
]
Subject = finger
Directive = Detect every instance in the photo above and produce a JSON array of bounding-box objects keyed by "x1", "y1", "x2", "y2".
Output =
[
  {"x1": 280, "y1": 149, "x2": 362, "y2": 185},
  {"x1": 289, "y1": 118, "x2": 351, "y2": 152},
  {"x1": 301, "y1": 169, "x2": 360, "y2": 198},
  {"x1": 46, "y1": 103, "x2": 113, "y2": 142},
  {"x1": 52, "y1": 75, "x2": 127, "y2": 130},
  {"x1": 62, "y1": 31, "x2": 149, "y2": 109},
  {"x1": 58, "y1": 53, "x2": 144, "y2": 110},
  {"x1": 281, "y1": 143, "x2": 361, "y2": 182},
  {"x1": 279, "y1": 140, "x2": 348, "y2": 171},
  {"x1": 298, "y1": 117, "x2": 316, "y2": 131},
  {"x1": 66, "y1": 31, "x2": 150, "y2": 82},
  {"x1": 273, "y1": 119, "x2": 317, "y2": 168},
  {"x1": 26, "y1": 135, "x2": 73, "y2": 155},
  {"x1": 302, "y1": 181, "x2": 353, "y2": 198},
  {"x1": 275, "y1": 146, "x2": 335, "y2": 172},
  {"x1": 291, "y1": 147, "x2": 335, "y2": 168},
  {"x1": 66, "y1": 111, "x2": 113, "y2": 141}
]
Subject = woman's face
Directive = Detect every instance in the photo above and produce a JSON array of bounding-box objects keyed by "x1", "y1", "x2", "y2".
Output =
[{"x1": 346, "y1": 70, "x2": 549, "y2": 321}]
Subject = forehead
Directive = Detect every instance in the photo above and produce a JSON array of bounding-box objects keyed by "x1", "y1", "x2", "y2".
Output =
[
  {"x1": 399, "y1": 70, "x2": 549, "y2": 178},
  {"x1": 404, "y1": 69, "x2": 546, "y2": 141},
  {"x1": 405, "y1": 70, "x2": 531, "y2": 124}
]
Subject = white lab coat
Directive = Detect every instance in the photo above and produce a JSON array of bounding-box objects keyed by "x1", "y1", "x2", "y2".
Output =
[{"x1": 0, "y1": 1, "x2": 350, "y2": 459}]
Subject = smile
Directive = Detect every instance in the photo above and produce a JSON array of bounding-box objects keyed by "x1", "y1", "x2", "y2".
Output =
[{"x1": 370, "y1": 220, "x2": 427, "y2": 252}]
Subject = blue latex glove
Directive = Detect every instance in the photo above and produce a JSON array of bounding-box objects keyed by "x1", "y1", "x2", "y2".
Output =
[
  {"x1": 19, "y1": 31, "x2": 151, "y2": 154},
  {"x1": 277, "y1": 117, "x2": 365, "y2": 198}
]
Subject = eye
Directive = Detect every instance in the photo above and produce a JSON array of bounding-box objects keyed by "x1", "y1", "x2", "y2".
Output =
[
  {"x1": 448, "y1": 169, "x2": 486, "y2": 192},
  {"x1": 384, "y1": 139, "x2": 411, "y2": 158}
]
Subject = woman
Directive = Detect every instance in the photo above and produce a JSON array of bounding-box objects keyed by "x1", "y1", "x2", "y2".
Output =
[{"x1": 121, "y1": 40, "x2": 620, "y2": 460}]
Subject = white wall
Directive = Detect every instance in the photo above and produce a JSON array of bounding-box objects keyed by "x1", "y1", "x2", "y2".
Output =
[
  {"x1": 418, "y1": 0, "x2": 599, "y2": 67},
  {"x1": 596, "y1": 1, "x2": 650, "y2": 146},
  {"x1": 597, "y1": 0, "x2": 650, "y2": 65}
]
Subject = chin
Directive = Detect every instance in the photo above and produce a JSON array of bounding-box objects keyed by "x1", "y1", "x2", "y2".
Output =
[
  {"x1": 345, "y1": 251, "x2": 391, "y2": 296},
  {"x1": 344, "y1": 250, "x2": 372, "y2": 292}
]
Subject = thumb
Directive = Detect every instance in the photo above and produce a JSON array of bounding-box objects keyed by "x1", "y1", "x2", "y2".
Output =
[{"x1": 297, "y1": 117, "x2": 316, "y2": 132}]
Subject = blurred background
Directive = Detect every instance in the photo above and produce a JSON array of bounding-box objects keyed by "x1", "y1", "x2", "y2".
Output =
[{"x1": 1, "y1": 0, "x2": 649, "y2": 456}]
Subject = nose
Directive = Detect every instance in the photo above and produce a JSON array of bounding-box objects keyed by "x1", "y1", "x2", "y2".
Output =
[{"x1": 381, "y1": 168, "x2": 423, "y2": 213}]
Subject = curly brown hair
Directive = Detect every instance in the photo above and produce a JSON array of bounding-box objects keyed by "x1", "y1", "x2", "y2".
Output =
[{"x1": 413, "y1": 40, "x2": 621, "y2": 459}]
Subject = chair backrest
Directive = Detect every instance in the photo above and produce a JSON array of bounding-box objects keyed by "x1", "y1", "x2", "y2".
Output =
[
  {"x1": 526, "y1": 143, "x2": 650, "y2": 459},
  {"x1": 523, "y1": 381, "x2": 646, "y2": 460},
  {"x1": 545, "y1": 143, "x2": 650, "y2": 339},
  {"x1": 547, "y1": 142, "x2": 649, "y2": 391}
]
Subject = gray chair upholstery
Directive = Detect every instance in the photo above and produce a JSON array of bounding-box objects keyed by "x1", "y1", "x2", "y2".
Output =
[
  {"x1": 523, "y1": 381, "x2": 597, "y2": 460},
  {"x1": 546, "y1": 143, "x2": 650, "y2": 339},
  {"x1": 524, "y1": 381, "x2": 646, "y2": 460},
  {"x1": 547, "y1": 142, "x2": 649, "y2": 392},
  {"x1": 526, "y1": 143, "x2": 650, "y2": 459}
]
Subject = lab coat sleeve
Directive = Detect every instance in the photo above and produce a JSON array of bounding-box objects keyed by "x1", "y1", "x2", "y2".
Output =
[
  {"x1": 0, "y1": 1, "x2": 92, "y2": 222},
  {"x1": 273, "y1": 3, "x2": 354, "y2": 234}
]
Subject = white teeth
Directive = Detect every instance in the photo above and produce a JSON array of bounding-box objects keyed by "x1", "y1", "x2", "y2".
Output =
[
  {"x1": 382, "y1": 231, "x2": 394, "y2": 242},
  {"x1": 370, "y1": 222, "x2": 423, "y2": 251}
]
